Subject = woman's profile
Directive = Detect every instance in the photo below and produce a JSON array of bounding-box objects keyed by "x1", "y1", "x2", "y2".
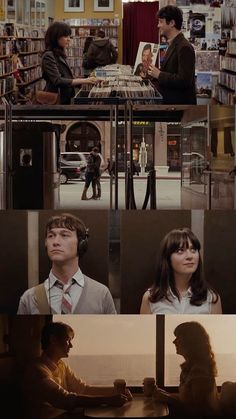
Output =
[
  {"x1": 42, "y1": 22, "x2": 98, "y2": 104},
  {"x1": 154, "y1": 321, "x2": 220, "y2": 416},
  {"x1": 140, "y1": 227, "x2": 222, "y2": 314}
]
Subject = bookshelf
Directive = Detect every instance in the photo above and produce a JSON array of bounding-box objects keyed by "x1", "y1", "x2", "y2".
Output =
[
  {"x1": 0, "y1": 0, "x2": 46, "y2": 103},
  {"x1": 0, "y1": 36, "x2": 17, "y2": 98},
  {"x1": 16, "y1": 36, "x2": 44, "y2": 102},
  {"x1": 217, "y1": 26, "x2": 236, "y2": 105},
  {"x1": 65, "y1": 18, "x2": 119, "y2": 77},
  {"x1": 0, "y1": 32, "x2": 44, "y2": 102}
]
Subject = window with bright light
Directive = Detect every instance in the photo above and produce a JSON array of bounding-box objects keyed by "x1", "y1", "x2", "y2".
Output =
[
  {"x1": 165, "y1": 315, "x2": 236, "y2": 387},
  {"x1": 54, "y1": 315, "x2": 156, "y2": 386}
]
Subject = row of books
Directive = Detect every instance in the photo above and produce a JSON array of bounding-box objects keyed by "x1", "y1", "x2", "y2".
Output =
[
  {"x1": 18, "y1": 66, "x2": 41, "y2": 83},
  {"x1": 68, "y1": 37, "x2": 86, "y2": 48},
  {"x1": 31, "y1": 19, "x2": 45, "y2": 28},
  {"x1": 73, "y1": 27, "x2": 118, "y2": 37},
  {"x1": 221, "y1": 55, "x2": 236, "y2": 72},
  {"x1": 221, "y1": 6, "x2": 236, "y2": 28},
  {"x1": 216, "y1": 85, "x2": 236, "y2": 105},
  {"x1": 72, "y1": 28, "x2": 91, "y2": 38},
  {"x1": 66, "y1": 57, "x2": 82, "y2": 71},
  {"x1": 0, "y1": 23, "x2": 45, "y2": 38},
  {"x1": 20, "y1": 54, "x2": 40, "y2": 67},
  {"x1": 0, "y1": 58, "x2": 14, "y2": 76},
  {"x1": 0, "y1": 76, "x2": 15, "y2": 96},
  {"x1": 219, "y1": 71, "x2": 236, "y2": 91},
  {"x1": 64, "y1": 18, "x2": 120, "y2": 27},
  {"x1": 66, "y1": 47, "x2": 84, "y2": 56},
  {"x1": 16, "y1": 39, "x2": 44, "y2": 53},
  {"x1": 0, "y1": 40, "x2": 14, "y2": 56},
  {"x1": 228, "y1": 40, "x2": 236, "y2": 55}
]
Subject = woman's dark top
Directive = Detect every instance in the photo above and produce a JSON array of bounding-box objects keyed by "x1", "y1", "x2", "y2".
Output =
[
  {"x1": 42, "y1": 50, "x2": 75, "y2": 104},
  {"x1": 178, "y1": 361, "x2": 220, "y2": 415}
]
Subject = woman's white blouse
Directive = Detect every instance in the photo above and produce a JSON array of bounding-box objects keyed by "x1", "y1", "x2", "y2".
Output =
[{"x1": 149, "y1": 287, "x2": 213, "y2": 314}]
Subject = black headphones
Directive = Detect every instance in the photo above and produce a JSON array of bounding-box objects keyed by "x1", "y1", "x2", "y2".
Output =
[
  {"x1": 45, "y1": 218, "x2": 89, "y2": 258},
  {"x1": 78, "y1": 226, "x2": 89, "y2": 258}
]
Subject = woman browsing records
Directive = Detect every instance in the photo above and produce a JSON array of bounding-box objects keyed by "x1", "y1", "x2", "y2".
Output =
[{"x1": 42, "y1": 22, "x2": 98, "y2": 104}]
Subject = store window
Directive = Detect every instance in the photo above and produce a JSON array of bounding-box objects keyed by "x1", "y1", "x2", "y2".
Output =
[
  {"x1": 54, "y1": 315, "x2": 156, "y2": 386},
  {"x1": 167, "y1": 124, "x2": 181, "y2": 172},
  {"x1": 117, "y1": 122, "x2": 154, "y2": 171},
  {"x1": 181, "y1": 123, "x2": 208, "y2": 191},
  {"x1": 66, "y1": 122, "x2": 101, "y2": 152}
]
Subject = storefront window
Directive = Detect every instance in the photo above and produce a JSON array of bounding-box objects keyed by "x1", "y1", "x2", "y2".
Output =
[
  {"x1": 117, "y1": 122, "x2": 154, "y2": 172},
  {"x1": 54, "y1": 315, "x2": 156, "y2": 386},
  {"x1": 181, "y1": 123, "x2": 208, "y2": 193}
]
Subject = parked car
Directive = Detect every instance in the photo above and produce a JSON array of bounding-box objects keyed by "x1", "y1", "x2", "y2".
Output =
[
  {"x1": 60, "y1": 152, "x2": 87, "y2": 169},
  {"x1": 60, "y1": 151, "x2": 106, "y2": 184},
  {"x1": 60, "y1": 152, "x2": 87, "y2": 184},
  {"x1": 60, "y1": 164, "x2": 85, "y2": 185}
]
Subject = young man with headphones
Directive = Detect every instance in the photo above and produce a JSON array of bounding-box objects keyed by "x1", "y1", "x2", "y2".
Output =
[{"x1": 17, "y1": 213, "x2": 116, "y2": 314}]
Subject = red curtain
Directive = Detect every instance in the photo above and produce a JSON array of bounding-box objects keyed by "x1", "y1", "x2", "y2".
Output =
[{"x1": 123, "y1": 1, "x2": 159, "y2": 66}]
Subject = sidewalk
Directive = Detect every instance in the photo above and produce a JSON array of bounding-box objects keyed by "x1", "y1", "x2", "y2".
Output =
[{"x1": 60, "y1": 176, "x2": 181, "y2": 209}]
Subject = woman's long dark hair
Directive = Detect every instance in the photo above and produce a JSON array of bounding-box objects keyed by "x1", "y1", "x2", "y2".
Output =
[
  {"x1": 44, "y1": 21, "x2": 72, "y2": 57},
  {"x1": 149, "y1": 227, "x2": 218, "y2": 306},
  {"x1": 174, "y1": 322, "x2": 217, "y2": 377}
]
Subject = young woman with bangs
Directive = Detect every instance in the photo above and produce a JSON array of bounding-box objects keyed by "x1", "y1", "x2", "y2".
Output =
[{"x1": 140, "y1": 227, "x2": 222, "y2": 314}]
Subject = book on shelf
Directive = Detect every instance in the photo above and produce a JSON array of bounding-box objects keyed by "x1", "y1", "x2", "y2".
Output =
[
  {"x1": 64, "y1": 18, "x2": 120, "y2": 27},
  {"x1": 228, "y1": 40, "x2": 236, "y2": 55},
  {"x1": 221, "y1": 55, "x2": 236, "y2": 72},
  {"x1": 0, "y1": 76, "x2": 15, "y2": 96},
  {"x1": 219, "y1": 71, "x2": 236, "y2": 91}
]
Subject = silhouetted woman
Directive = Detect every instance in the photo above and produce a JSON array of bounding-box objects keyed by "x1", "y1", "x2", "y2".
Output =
[
  {"x1": 154, "y1": 321, "x2": 220, "y2": 416},
  {"x1": 140, "y1": 228, "x2": 222, "y2": 314},
  {"x1": 42, "y1": 22, "x2": 97, "y2": 104}
]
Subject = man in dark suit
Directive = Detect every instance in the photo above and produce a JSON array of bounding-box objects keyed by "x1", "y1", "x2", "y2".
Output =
[{"x1": 148, "y1": 5, "x2": 196, "y2": 105}]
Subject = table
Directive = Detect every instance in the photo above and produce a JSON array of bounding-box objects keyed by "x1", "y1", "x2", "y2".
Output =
[{"x1": 84, "y1": 394, "x2": 169, "y2": 418}]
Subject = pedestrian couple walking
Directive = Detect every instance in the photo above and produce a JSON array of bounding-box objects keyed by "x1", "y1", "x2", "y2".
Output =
[{"x1": 81, "y1": 147, "x2": 102, "y2": 200}]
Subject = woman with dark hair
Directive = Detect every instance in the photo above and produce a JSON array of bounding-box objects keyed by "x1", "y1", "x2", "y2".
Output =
[
  {"x1": 134, "y1": 63, "x2": 146, "y2": 78},
  {"x1": 154, "y1": 322, "x2": 220, "y2": 416},
  {"x1": 140, "y1": 227, "x2": 222, "y2": 314},
  {"x1": 42, "y1": 22, "x2": 98, "y2": 104}
]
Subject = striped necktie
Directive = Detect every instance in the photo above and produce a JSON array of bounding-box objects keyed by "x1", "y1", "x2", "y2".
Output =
[{"x1": 55, "y1": 279, "x2": 76, "y2": 314}]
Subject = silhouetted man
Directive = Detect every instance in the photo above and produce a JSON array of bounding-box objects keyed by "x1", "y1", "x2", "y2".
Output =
[{"x1": 23, "y1": 321, "x2": 131, "y2": 419}]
